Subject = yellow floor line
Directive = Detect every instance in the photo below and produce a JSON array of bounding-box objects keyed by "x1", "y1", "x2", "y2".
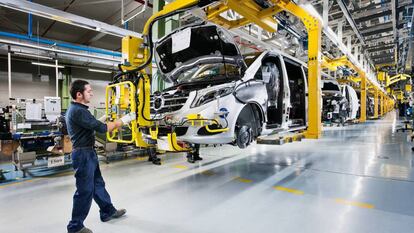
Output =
[
  {"x1": 200, "y1": 170, "x2": 215, "y2": 176},
  {"x1": 135, "y1": 156, "x2": 149, "y2": 161},
  {"x1": 172, "y1": 164, "x2": 188, "y2": 169},
  {"x1": 334, "y1": 198, "x2": 375, "y2": 209},
  {"x1": 0, "y1": 179, "x2": 36, "y2": 188},
  {"x1": 233, "y1": 176, "x2": 253, "y2": 183},
  {"x1": 274, "y1": 186, "x2": 304, "y2": 195}
]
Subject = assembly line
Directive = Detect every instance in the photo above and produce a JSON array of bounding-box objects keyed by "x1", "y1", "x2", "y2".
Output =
[{"x1": 0, "y1": 0, "x2": 413, "y2": 232}]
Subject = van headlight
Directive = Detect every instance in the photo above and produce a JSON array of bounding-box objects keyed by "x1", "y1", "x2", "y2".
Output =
[{"x1": 191, "y1": 86, "x2": 234, "y2": 108}]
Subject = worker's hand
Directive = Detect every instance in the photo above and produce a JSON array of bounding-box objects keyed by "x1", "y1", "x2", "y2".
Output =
[
  {"x1": 98, "y1": 115, "x2": 107, "y2": 123},
  {"x1": 120, "y1": 112, "x2": 136, "y2": 125}
]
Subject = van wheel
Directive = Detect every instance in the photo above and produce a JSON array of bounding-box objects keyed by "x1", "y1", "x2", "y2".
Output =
[
  {"x1": 234, "y1": 105, "x2": 261, "y2": 149},
  {"x1": 235, "y1": 125, "x2": 252, "y2": 148}
]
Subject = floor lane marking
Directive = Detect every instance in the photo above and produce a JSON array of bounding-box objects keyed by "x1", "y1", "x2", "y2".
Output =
[
  {"x1": 200, "y1": 170, "x2": 215, "y2": 176},
  {"x1": 334, "y1": 198, "x2": 375, "y2": 209},
  {"x1": 172, "y1": 164, "x2": 188, "y2": 169},
  {"x1": 135, "y1": 156, "x2": 149, "y2": 161},
  {"x1": 0, "y1": 179, "x2": 36, "y2": 188},
  {"x1": 233, "y1": 176, "x2": 253, "y2": 183},
  {"x1": 274, "y1": 186, "x2": 304, "y2": 195}
]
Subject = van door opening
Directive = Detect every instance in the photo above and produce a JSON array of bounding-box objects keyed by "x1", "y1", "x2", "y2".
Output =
[
  {"x1": 284, "y1": 58, "x2": 306, "y2": 127},
  {"x1": 259, "y1": 56, "x2": 284, "y2": 128}
]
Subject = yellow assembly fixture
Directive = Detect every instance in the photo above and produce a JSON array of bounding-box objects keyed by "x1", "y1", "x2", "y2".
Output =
[
  {"x1": 105, "y1": 81, "x2": 137, "y2": 144},
  {"x1": 185, "y1": 114, "x2": 229, "y2": 133}
]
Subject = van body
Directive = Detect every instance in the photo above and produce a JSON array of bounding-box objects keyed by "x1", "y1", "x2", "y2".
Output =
[{"x1": 149, "y1": 22, "x2": 308, "y2": 148}]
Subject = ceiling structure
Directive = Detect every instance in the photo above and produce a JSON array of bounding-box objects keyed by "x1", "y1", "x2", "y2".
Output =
[
  {"x1": 312, "y1": 0, "x2": 414, "y2": 74},
  {"x1": 0, "y1": 0, "x2": 413, "y2": 75}
]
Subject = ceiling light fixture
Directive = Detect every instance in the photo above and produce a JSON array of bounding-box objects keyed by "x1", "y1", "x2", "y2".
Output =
[
  {"x1": 88, "y1": 68, "x2": 112, "y2": 74},
  {"x1": 32, "y1": 62, "x2": 64, "y2": 68},
  {"x1": 14, "y1": 52, "x2": 52, "y2": 60}
]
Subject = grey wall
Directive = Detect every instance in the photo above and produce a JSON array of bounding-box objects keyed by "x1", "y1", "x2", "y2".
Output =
[{"x1": 0, "y1": 56, "x2": 112, "y2": 109}]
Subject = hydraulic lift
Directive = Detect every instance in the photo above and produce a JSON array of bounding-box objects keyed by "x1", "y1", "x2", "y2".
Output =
[{"x1": 105, "y1": 0, "x2": 323, "y2": 164}]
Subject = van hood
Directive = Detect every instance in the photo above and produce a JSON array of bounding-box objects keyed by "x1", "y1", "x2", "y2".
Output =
[{"x1": 154, "y1": 22, "x2": 246, "y2": 83}]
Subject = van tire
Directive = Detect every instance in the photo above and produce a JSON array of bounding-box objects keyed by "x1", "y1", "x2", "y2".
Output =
[
  {"x1": 235, "y1": 125, "x2": 252, "y2": 148},
  {"x1": 234, "y1": 104, "x2": 261, "y2": 148}
]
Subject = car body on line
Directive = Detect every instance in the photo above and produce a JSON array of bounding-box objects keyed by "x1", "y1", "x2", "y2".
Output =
[{"x1": 148, "y1": 22, "x2": 308, "y2": 149}]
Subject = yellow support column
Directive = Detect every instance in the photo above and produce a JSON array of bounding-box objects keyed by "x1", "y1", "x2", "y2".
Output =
[
  {"x1": 360, "y1": 75, "x2": 367, "y2": 122},
  {"x1": 305, "y1": 23, "x2": 322, "y2": 138},
  {"x1": 385, "y1": 98, "x2": 388, "y2": 113},
  {"x1": 273, "y1": 0, "x2": 322, "y2": 139},
  {"x1": 374, "y1": 89, "x2": 379, "y2": 119},
  {"x1": 380, "y1": 94, "x2": 384, "y2": 116}
]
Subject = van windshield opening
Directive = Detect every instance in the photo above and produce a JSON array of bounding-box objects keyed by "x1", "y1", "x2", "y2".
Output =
[{"x1": 175, "y1": 63, "x2": 241, "y2": 84}]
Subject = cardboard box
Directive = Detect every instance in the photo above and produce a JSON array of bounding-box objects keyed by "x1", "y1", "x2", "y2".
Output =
[
  {"x1": 0, "y1": 140, "x2": 19, "y2": 157},
  {"x1": 63, "y1": 135, "x2": 72, "y2": 154}
]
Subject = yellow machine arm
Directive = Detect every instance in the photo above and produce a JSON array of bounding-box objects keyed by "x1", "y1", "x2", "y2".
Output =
[{"x1": 386, "y1": 74, "x2": 411, "y2": 87}]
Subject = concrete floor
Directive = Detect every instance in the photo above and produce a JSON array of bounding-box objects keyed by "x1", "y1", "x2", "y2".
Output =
[{"x1": 1, "y1": 111, "x2": 414, "y2": 233}]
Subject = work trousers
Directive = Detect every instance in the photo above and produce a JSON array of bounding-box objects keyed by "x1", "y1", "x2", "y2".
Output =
[{"x1": 67, "y1": 148, "x2": 116, "y2": 232}]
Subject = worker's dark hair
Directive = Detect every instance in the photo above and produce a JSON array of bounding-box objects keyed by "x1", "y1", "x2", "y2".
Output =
[{"x1": 70, "y1": 80, "x2": 89, "y2": 100}]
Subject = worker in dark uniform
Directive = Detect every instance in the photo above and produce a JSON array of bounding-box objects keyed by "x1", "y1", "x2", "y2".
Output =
[{"x1": 66, "y1": 80, "x2": 136, "y2": 233}]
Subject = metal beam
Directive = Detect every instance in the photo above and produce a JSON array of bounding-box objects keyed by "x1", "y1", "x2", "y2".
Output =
[
  {"x1": 391, "y1": 0, "x2": 398, "y2": 65},
  {"x1": 351, "y1": 0, "x2": 391, "y2": 13},
  {"x1": 336, "y1": 0, "x2": 366, "y2": 46},
  {"x1": 365, "y1": 33, "x2": 393, "y2": 42},
  {"x1": 404, "y1": 5, "x2": 414, "y2": 72},
  {"x1": 367, "y1": 45, "x2": 394, "y2": 53},
  {"x1": 355, "y1": 10, "x2": 391, "y2": 23},
  {"x1": 374, "y1": 59, "x2": 396, "y2": 65},
  {"x1": 361, "y1": 22, "x2": 393, "y2": 36},
  {"x1": 0, "y1": 0, "x2": 142, "y2": 38},
  {"x1": 355, "y1": 3, "x2": 411, "y2": 23},
  {"x1": 77, "y1": 0, "x2": 143, "y2": 44},
  {"x1": 0, "y1": 38, "x2": 121, "y2": 62},
  {"x1": 353, "y1": 2, "x2": 391, "y2": 18},
  {"x1": 41, "y1": 0, "x2": 76, "y2": 37},
  {"x1": 371, "y1": 53, "x2": 394, "y2": 60}
]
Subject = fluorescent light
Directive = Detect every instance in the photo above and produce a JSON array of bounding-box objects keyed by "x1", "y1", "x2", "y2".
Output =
[
  {"x1": 14, "y1": 52, "x2": 52, "y2": 60},
  {"x1": 88, "y1": 68, "x2": 112, "y2": 74},
  {"x1": 32, "y1": 62, "x2": 64, "y2": 68}
]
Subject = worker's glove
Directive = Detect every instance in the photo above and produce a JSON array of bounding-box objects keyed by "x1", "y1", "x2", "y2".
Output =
[
  {"x1": 98, "y1": 115, "x2": 107, "y2": 123},
  {"x1": 120, "y1": 112, "x2": 136, "y2": 125}
]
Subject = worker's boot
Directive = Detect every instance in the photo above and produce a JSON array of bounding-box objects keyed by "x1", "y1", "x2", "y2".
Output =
[
  {"x1": 69, "y1": 227, "x2": 93, "y2": 233},
  {"x1": 150, "y1": 156, "x2": 161, "y2": 165},
  {"x1": 193, "y1": 151, "x2": 203, "y2": 161},
  {"x1": 193, "y1": 144, "x2": 202, "y2": 161},
  {"x1": 187, "y1": 144, "x2": 202, "y2": 163},
  {"x1": 186, "y1": 152, "x2": 195, "y2": 163},
  {"x1": 147, "y1": 148, "x2": 161, "y2": 165},
  {"x1": 101, "y1": 209, "x2": 127, "y2": 222}
]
